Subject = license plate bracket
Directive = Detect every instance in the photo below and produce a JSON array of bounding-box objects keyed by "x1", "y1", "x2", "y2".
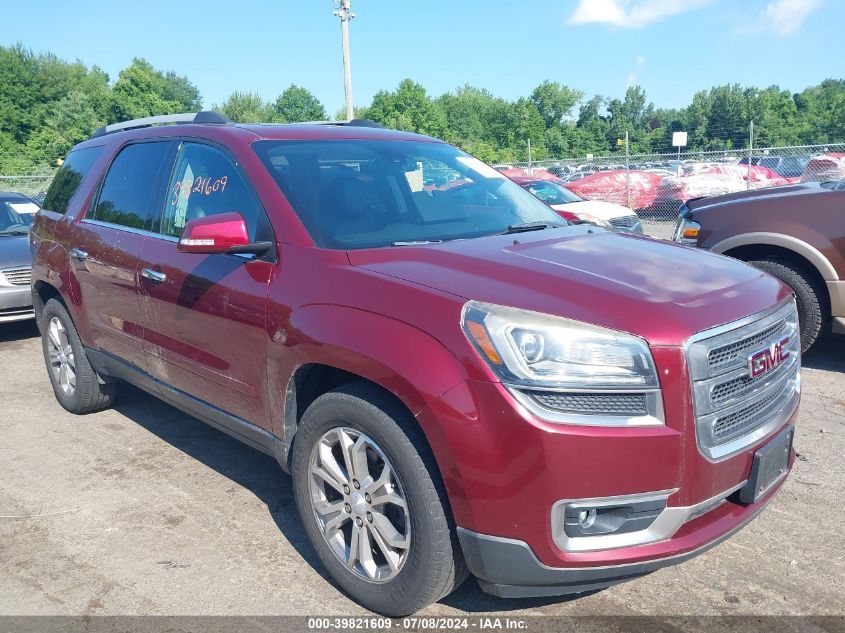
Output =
[{"x1": 739, "y1": 426, "x2": 794, "y2": 504}]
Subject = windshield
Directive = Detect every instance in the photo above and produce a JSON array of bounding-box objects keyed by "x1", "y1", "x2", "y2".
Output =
[
  {"x1": 520, "y1": 180, "x2": 583, "y2": 205},
  {"x1": 0, "y1": 199, "x2": 38, "y2": 234},
  {"x1": 252, "y1": 139, "x2": 564, "y2": 249}
]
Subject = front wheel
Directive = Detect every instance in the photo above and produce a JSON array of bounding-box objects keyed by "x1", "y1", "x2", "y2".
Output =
[
  {"x1": 749, "y1": 258, "x2": 828, "y2": 353},
  {"x1": 291, "y1": 383, "x2": 466, "y2": 616}
]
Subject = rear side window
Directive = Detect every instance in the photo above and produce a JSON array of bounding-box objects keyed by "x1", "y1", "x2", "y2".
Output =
[
  {"x1": 42, "y1": 146, "x2": 103, "y2": 215},
  {"x1": 91, "y1": 142, "x2": 171, "y2": 231}
]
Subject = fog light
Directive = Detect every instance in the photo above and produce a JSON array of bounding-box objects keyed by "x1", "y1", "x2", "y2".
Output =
[{"x1": 578, "y1": 508, "x2": 597, "y2": 529}]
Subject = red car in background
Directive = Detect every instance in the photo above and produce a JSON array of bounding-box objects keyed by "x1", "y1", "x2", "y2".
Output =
[
  {"x1": 563, "y1": 170, "x2": 663, "y2": 210},
  {"x1": 801, "y1": 153, "x2": 845, "y2": 183},
  {"x1": 654, "y1": 164, "x2": 791, "y2": 210}
]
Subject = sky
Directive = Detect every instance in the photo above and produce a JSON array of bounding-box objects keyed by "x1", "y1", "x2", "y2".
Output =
[{"x1": 1, "y1": 0, "x2": 840, "y2": 114}]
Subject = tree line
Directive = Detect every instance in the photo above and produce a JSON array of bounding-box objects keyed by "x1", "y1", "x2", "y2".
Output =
[{"x1": 1, "y1": 43, "x2": 843, "y2": 174}]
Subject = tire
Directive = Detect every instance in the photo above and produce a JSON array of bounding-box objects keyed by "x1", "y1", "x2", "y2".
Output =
[
  {"x1": 40, "y1": 298, "x2": 117, "y2": 413},
  {"x1": 291, "y1": 382, "x2": 467, "y2": 616},
  {"x1": 749, "y1": 258, "x2": 828, "y2": 353}
]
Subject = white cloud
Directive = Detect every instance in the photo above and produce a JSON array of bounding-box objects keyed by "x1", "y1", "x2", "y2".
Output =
[
  {"x1": 568, "y1": 0, "x2": 715, "y2": 29},
  {"x1": 761, "y1": 0, "x2": 823, "y2": 36},
  {"x1": 626, "y1": 55, "x2": 646, "y2": 88}
]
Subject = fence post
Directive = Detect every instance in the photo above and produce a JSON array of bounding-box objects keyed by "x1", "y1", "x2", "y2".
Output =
[
  {"x1": 527, "y1": 138, "x2": 532, "y2": 176},
  {"x1": 625, "y1": 130, "x2": 631, "y2": 208},
  {"x1": 747, "y1": 120, "x2": 754, "y2": 191}
]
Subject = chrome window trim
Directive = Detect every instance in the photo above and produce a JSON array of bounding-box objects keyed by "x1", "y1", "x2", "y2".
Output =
[
  {"x1": 80, "y1": 218, "x2": 179, "y2": 242},
  {"x1": 683, "y1": 298, "x2": 801, "y2": 462},
  {"x1": 550, "y1": 481, "x2": 746, "y2": 553},
  {"x1": 507, "y1": 385, "x2": 665, "y2": 427}
]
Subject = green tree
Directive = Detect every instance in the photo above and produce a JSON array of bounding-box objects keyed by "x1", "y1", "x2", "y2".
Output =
[
  {"x1": 366, "y1": 79, "x2": 447, "y2": 137},
  {"x1": 273, "y1": 84, "x2": 327, "y2": 122},
  {"x1": 109, "y1": 58, "x2": 201, "y2": 121},
  {"x1": 214, "y1": 92, "x2": 273, "y2": 123},
  {"x1": 530, "y1": 80, "x2": 582, "y2": 128}
]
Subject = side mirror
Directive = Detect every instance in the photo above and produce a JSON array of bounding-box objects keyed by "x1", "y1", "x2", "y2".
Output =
[{"x1": 177, "y1": 212, "x2": 271, "y2": 256}]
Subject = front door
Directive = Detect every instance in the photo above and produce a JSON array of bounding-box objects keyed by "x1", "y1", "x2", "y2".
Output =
[
  {"x1": 70, "y1": 140, "x2": 173, "y2": 368},
  {"x1": 137, "y1": 141, "x2": 274, "y2": 428}
]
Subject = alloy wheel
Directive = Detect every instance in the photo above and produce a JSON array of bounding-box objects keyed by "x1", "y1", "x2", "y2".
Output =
[
  {"x1": 47, "y1": 316, "x2": 76, "y2": 396},
  {"x1": 308, "y1": 426, "x2": 411, "y2": 582}
]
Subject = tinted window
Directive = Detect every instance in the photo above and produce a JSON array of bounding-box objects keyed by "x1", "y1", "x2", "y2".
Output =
[
  {"x1": 0, "y1": 196, "x2": 38, "y2": 233},
  {"x1": 523, "y1": 181, "x2": 582, "y2": 205},
  {"x1": 42, "y1": 146, "x2": 103, "y2": 215},
  {"x1": 162, "y1": 143, "x2": 263, "y2": 241},
  {"x1": 92, "y1": 142, "x2": 170, "y2": 230},
  {"x1": 252, "y1": 140, "x2": 562, "y2": 249}
]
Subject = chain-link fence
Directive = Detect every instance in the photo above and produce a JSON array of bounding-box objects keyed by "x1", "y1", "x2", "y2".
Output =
[
  {"x1": 0, "y1": 173, "x2": 55, "y2": 204},
  {"x1": 2, "y1": 140, "x2": 845, "y2": 240},
  {"x1": 504, "y1": 142, "x2": 845, "y2": 238}
]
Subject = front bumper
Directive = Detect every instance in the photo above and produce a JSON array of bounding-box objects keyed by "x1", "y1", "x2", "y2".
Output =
[
  {"x1": 425, "y1": 339, "x2": 797, "y2": 594},
  {"x1": 458, "y1": 470, "x2": 787, "y2": 598},
  {"x1": 0, "y1": 286, "x2": 34, "y2": 322}
]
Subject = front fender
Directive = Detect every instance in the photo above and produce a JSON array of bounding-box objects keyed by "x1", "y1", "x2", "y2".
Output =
[{"x1": 267, "y1": 302, "x2": 474, "y2": 510}]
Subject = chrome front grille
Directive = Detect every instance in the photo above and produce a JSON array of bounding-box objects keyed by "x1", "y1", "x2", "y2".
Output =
[
  {"x1": 712, "y1": 366, "x2": 797, "y2": 440},
  {"x1": 686, "y1": 300, "x2": 801, "y2": 460},
  {"x1": 609, "y1": 216, "x2": 641, "y2": 231},
  {"x1": 707, "y1": 320, "x2": 787, "y2": 374},
  {"x1": 1, "y1": 267, "x2": 32, "y2": 286}
]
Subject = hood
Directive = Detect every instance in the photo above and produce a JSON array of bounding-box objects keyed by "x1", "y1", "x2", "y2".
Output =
[
  {"x1": 347, "y1": 227, "x2": 790, "y2": 346},
  {"x1": 553, "y1": 200, "x2": 636, "y2": 221},
  {"x1": 0, "y1": 233, "x2": 33, "y2": 269},
  {"x1": 688, "y1": 182, "x2": 824, "y2": 213}
]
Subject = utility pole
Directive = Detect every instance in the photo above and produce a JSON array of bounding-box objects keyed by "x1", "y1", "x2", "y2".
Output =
[{"x1": 334, "y1": 0, "x2": 355, "y2": 121}]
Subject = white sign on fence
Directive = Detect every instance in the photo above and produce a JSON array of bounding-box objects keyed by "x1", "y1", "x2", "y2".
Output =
[{"x1": 672, "y1": 132, "x2": 688, "y2": 147}]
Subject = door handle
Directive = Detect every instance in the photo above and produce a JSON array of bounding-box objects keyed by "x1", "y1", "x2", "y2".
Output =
[
  {"x1": 70, "y1": 248, "x2": 88, "y2": 261},
  {"x1": 140, "y1": 268, "x2": 167, "y2": 284}
]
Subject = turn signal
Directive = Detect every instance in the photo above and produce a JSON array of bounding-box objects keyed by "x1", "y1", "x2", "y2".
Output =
[{"x1": 465, "y1": 320, "x2": 504, "y2": 366}]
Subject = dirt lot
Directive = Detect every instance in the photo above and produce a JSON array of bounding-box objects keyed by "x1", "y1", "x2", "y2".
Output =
[{"x1": 0, "y1": 320, "x2": 843, "y2": 617}]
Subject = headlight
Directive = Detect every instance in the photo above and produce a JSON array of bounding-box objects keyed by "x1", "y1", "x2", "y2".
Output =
[
  {"x1": 462, "y1": 301, "x2": 659, "y2": 390},
  {"x1": 672, "y1": 205, "x2": 700, "y2": 246}
]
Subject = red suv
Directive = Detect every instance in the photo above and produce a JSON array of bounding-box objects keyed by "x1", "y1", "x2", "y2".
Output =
[{"x1": 31, "y1": 113, "x2": 800, "y2": 616}]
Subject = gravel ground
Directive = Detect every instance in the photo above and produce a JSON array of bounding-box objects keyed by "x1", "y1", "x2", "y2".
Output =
[{"x1": 0, "y1": 320, "x2": 843, "y2": 618}]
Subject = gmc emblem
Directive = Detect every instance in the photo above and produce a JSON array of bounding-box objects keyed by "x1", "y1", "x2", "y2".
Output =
[{"x1": 748, "y1": 337, "x2": 791, "y2": 378}]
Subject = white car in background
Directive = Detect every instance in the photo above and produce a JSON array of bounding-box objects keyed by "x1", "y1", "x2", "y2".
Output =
[{"x1": 512, "y1": 177, "x2": 644, "y2": 233}]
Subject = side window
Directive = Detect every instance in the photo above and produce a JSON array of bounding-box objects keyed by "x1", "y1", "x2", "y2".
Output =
[
  {"x1": 162, "y1": 143, "x2": 261, "y2": 241},
  {"x1": 92, "y1": 142, "x2": 171, "y2": 231},
  {"x1": 42, "y1": 146, "x2": 103, "y2": 215}
]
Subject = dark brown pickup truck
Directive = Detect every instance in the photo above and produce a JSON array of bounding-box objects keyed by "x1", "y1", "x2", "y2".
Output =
[{"x1": 673, "y1": 180, "x2": 845, "y2": 351}]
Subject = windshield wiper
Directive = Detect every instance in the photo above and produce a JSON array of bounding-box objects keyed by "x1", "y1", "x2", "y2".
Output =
[
  {"x1": 0, "y1": 230, "x2": 29, "y2": 237},
  {"x1": 391, "y1": 239, "x2": 443, "y2": 246},
  {"x1": 500, "y1": 222, "x2": 557, "y2": 235}
]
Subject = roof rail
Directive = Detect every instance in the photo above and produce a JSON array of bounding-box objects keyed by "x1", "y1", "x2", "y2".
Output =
[
  {"x1": 91, "y1": 111, "x2": 232, "y2": 138},
  {"x1": 291, "y1": 118, "x2": 386, "y2": 129}
]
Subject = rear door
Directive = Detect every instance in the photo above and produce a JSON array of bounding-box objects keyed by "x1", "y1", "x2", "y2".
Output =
[
  {"x1": 136, "y1": 140, "x2": 274, "y2": 427},
  {"x1": 69, "y1": 140, "x2": 174, "y2": 367}
]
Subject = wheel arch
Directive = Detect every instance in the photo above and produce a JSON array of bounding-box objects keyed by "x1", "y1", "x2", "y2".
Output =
[{"x1": 712, "y1": 232, "x2": 838, "y2": 281}]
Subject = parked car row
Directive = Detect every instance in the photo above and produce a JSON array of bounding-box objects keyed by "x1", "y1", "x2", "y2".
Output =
[{"x1": 501, "y1": 152, "x2": 845, "y2": 216}]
